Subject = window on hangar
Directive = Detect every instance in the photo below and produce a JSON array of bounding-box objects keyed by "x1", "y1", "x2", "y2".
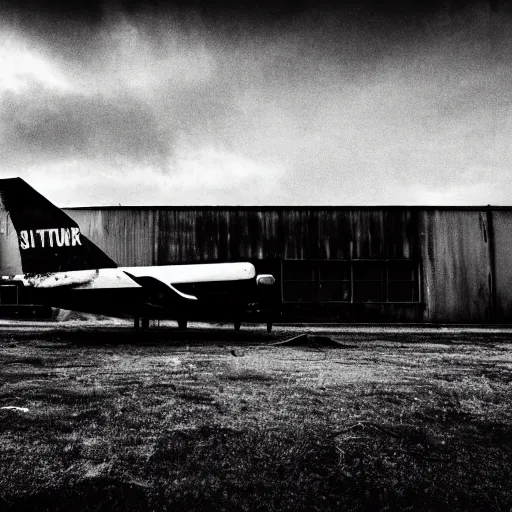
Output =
[{"x1": 282, "y1": 259, "x2": 419, "y2": 303}]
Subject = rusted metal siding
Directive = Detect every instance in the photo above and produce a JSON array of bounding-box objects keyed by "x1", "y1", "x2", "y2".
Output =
[
  {"x1": 150, "y1": 209, "x2": 418, "y2": 263},
  {"x1": 157, "y1": 211, "x2": 202, "y2": 263},
  {"x1": 156, "y1": 209, "x2": 281, "y2": 262},
  {"x1": 149, "y1": 208, "x2": 417, "y2": 265},
  {"x1": 65, "y1": 209, "x2": 155, "y2": 267},
  {"x1": 420, "y1": 210, "x2": 492, "y2": 323},
  {"x1": 65, "y1": 207, "x2": 418, "y2": 264},
  {"x1": 347, "y1": 210, "x2": 417, "y2": 260},
  {"x1": 0, "y1": 211, "x2": 22, "y2": 275},
  {"x1": 288, "y1": 210, "x2": 418, "y2": 260},
  {"x1": 490, "y1": 211, "x2": 512, "y2": 320}
]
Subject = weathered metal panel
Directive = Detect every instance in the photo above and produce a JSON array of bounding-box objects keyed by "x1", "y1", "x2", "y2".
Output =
[
  {"x1": 154, "y1": 208, "x2": 417, "y2": 263},
  {"x1": 65, "y1": 209, "x2": 155, "y2": 267},
  {"x1": 314, "y1": 210, "x2": 417, "y2": 260},
  {"x1": 316, "y1": 211, "x2": 351, "y2": 259},
  {"x1": 259, "y1": 210, "x2": 282, "y2": 259},
  {"x1": 0, "y1": 211, "x2": 23, "y2": 275},
  {"x1": 384, "y1": 210, "x2": 417, "y2": 259},
  {"x1": 420, "y1": 210, "x2": 492, "y2": 323},
  {"x1": 64, "y1": 209, "x2": 108, "y2": 254},
  {"x1": 282, "y1": 210, "x2": 314, "y2": 260},
  {"x1": 158, "y1": 210, "x2": 283, "y2": 263},
  {"x1": 350, "y1": 210, "x2": 417, "y2": 260},
  {"x1": 490, "y1": 211, "x2": 512, "y2": 321},
  {"x1": 157, "y1": 210, "x2": 201, "y2": 263},
  {"x1": 351, "y1": 210, "x2": 385, "y2": 259},
  {"x1": 67, "y1": 207, "x2": 418, "y2": 266},
  {"x1": 227, "y1": 211, "x2": 251, "y2": 260},
  {"x1": 195, "y1": 211, "x2": 220, "y2": 261}
]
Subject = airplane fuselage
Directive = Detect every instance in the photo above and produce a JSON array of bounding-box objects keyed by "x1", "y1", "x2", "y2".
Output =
[{"x1": 1, "y1": 263, "x2": 261, "y2": 321}]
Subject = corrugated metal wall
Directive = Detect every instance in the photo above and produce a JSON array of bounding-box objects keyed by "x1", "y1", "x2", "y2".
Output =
[
  {"x1": 419, "y1": 211, "x2": 492, "y2": 323},
  {"x1": 68, "y1": 209, "x2": 156, "y2": 267},
  {"x1": 490, "y1": 211, "x2": 512, "y2": 321},
  {"x1": 63, "y1": 207, "x2": 512, "y2": 323},
  {"x1": 0, "y1": 211, "x2": 23, "y2": 275},
  {"x1": 65, "y1": 208, "x2": 417, "y2": 265}
]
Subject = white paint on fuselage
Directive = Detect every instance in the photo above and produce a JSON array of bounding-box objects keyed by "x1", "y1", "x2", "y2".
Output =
[
  {"x1": 5, "y1": 262, "x2": 256, "y2": 290},
  {"x1": 122, "y1": 262, "x2": 255, "y2": 285}
]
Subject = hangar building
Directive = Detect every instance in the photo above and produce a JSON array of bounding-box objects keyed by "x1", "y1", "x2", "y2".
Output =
[{"x1": 61, "y1": 206, "x2": 512, "y2": 324}]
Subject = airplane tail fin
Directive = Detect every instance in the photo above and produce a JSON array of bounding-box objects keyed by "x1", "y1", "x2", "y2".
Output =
[{"x1": 0, "y1": 178, "x2": 117, "y2": 275}]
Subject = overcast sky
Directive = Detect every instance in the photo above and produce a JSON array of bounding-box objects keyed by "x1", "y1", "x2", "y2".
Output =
[{"x1": 1, "y1": 1, "x2": 511, "y2": 206}]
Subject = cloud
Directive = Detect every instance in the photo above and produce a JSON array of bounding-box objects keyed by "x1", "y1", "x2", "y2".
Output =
[
  {"x1": 17, "y1": 147, "x2": 284, "y2": 207},
  {"x1": 71, "y1": 16, "x2": 218, "y2": 97},
  {"x1": 1, "y1": 87, "x2": 171, "y2": 169},
  {"x1": 0, "y1": 28, "x2": 70, "y2": 93},
  {"x1": 1, "y1": 4, "x2": 512, "y2": 205}
]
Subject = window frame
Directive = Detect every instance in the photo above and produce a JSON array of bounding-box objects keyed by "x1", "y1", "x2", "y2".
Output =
[{"x1": 281, "y1": 259, "x2": 421, "y2": 304}]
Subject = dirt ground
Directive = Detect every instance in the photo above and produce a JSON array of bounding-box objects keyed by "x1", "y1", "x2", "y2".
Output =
[{"x1": 0, "y1": 322, "x2": 511, "y2": 511}]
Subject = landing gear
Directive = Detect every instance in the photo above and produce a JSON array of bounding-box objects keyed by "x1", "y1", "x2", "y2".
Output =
[
  {"x1": 267, "y1": 321, "x2": 273, "y2": 334},
  {"x1": 134, "y1": 316, "x2": 151, "y2": 330},
  {"x1": 234, "y1": 320, "x2": 242, "y2": 332},
  {"x1": 177, "y1": 318, "x2": 188, "y2": 330}
]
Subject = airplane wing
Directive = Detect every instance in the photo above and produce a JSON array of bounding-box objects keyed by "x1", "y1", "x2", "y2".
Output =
[
  {"x1": 122, "y1": 262, "x2": 257, "y2": 302},
  {"x1": 123, "y1": 272, "x2": 199, "y2": 301}
]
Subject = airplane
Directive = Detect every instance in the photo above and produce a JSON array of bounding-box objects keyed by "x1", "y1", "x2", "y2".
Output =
[{"x1": 0, "y1": 178, "x2": 277, "y2": 331}]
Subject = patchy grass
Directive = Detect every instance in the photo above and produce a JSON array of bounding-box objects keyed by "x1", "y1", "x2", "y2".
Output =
[{"x1": 0, "y1": 327, "x2": 511, "y2": 511}]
